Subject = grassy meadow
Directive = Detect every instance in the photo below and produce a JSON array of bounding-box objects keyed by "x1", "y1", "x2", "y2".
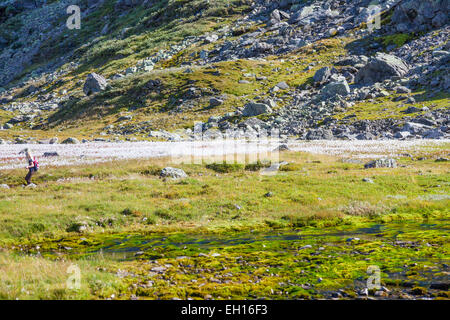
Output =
[{"x1": 0, "y1": 145, "x2": 449, "y2": 299}]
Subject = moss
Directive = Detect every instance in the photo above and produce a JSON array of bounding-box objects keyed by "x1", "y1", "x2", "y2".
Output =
[
  {"x1": 10, "y1": 216, "x2": 449, "y2": 299},
  {"x1": 279, "y1": 163, "x2": 302, "y2": 171},
  {"x1": 380, "y1": 33, "x2": 415, "y2": 48}
]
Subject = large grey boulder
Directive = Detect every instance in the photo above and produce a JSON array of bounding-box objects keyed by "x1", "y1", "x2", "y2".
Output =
[
  {"x1": 321, "y1": 78, "x2": 350, "y2": 97},
  {"x1": 83, "y1": 73, "x2": 108, "y2": 96},
  {"x1": 209, "y1": 97, "x2": 223, "y2": 107},
  {"x1": 423, "y1": 129, "x2": 444, "y2": 139},
  {"x1": 242, "y1": 102, "x2": 273, "y2": 117},
  {"x1": 160, "y1": 167, "x2": 188, "y2": 179},
  {"x1": 306, "y1": 128, "x2": 334, "y2": 140},
  {"x1": 355, "y1": 53, "x2": 409, "y2": 84},
  {"x1": 313, "y1": 67, "x2": 332, "y2": 85},
  {"x1": 402, "y1": 122, "x2": 433, "y2": 134},
  {"x1": 0, "y1": 184, "x2": 9, "y2": 189},
  {"x1": 364, "y1": 158, "x2": 397, "y2": 169},
  {"x1": 391, "y1": 0, "x2": 449, "y2": 32}
]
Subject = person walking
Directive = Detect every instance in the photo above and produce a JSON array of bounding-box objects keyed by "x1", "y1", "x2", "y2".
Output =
[{"x1": 20, "y1": 148, "x2": 39, "y2": 185}]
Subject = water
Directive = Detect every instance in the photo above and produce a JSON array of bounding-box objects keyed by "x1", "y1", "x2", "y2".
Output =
[{"x1": 42, "y1": 221, "x2": 449, "y2": 261}]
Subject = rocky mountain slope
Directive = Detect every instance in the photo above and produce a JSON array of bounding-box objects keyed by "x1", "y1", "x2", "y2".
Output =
[{"x1": 0, "y1": 0, "x2": 448, "y2": 144}]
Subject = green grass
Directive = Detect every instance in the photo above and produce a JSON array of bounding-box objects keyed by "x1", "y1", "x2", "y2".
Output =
[
  {"x1": 0, "y1": 149, "x2": 449, "y2": 299},
  {"x1": 379, "y1": 33, "x2": 416, "y2": 48},
  {"x1": 335, "y1": 91, "x2": 450, "y2": 121},
  {"x1": 0, "y1": 250, "x2": 126, "y2": 300},
  {"x1": 0, "y1": 149, "x2": 448, "y2": 242}
]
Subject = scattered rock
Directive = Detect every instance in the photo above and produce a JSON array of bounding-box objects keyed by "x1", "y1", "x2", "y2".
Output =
[
  {"x1": 313, "y1": 67, "x2": 332, "y2": 85},
  {"x1": 61, "y1": 137, "x2": 80, "y2": 144},
  {"x1": 355, "y1": 53, "x2": 409, "y2": 84},
  {"x1": 275, "y1": 81, "x2": 289, "y2": 90},
  {"x1": 83, "y1": 73, "x2": 108, "y2": 96},
  {"x1": 209, "y1": 97, "x2": 223, "y2": 107},
  {"x1": 242, "y1": 102, "x2": 272, "y2": 117},
  {"x1": 321, "y1": 78, "x2": 350, "y2": 97},
  {"x1": 306, "y1": 128, "x2": 334, "y2": 140},
  {"x1": 49, "y1": 137, "x2": 59, "y2": 144},
  {"x1": 43, "y1": 152, "x2": 59, "y2": 157},
  {"x1": 274, "y1": 144, "x2": 290, "y2": 152},
  {"x1": 160, "y1": 167, "x2": 188, "y2": 179}
]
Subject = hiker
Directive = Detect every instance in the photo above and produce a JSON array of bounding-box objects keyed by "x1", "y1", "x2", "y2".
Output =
[{"x1": 20, "y1": 148, "x2": 39, "y2": 185}]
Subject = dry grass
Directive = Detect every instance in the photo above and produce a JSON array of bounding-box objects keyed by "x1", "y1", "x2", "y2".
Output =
[
  {"x1": 341, "y1": 201, "x2": 390, "y2": 217},
  {"x1": 0, "y1": 250, "x2": 123, "y2": 300}
]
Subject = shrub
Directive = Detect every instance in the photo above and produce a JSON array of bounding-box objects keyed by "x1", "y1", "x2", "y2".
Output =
[
  {"x1": 206, "y1": 162, "x2": 243, "y2": 173},
  {"x1": 121, "y1": 208, "x2": 142, "y2": 217},
  {"x1": 245, "y1": 160, "x2": 271, "y2": 171},
  {"x1": 154, "y1": 208, "x2": 174, "y2": 220},
  {"x1": 279, "y1": 163, "x2": 302, "y2": 171}
]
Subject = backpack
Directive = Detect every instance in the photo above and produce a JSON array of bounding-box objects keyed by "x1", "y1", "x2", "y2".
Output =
[{"x1": 33, "y1": 157, "x2": 39, "y2": 171}]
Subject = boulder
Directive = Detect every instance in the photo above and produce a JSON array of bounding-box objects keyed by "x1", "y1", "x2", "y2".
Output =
[
  {"x1": 391, "y1": 0, "x2": 449, "y2": 32},
  {"x1": 242, "y1": 102, "x2": 273, "y2": 117},
  {"x1": 321, "y1": 78, "x2": 350, "y2": 97},
  {"x1": 289, "y1": 5, "x2": 339, "y2": 25},
  {"x1": 395, "y1": 86, "x2": 412, "y2": 94},
  {"x1": 160, "y1": 167, "x2": 188, "y2": 179},
  {"x1": 355, "y1": 53, "x2": 409, "y2": 84},
  {"x1": 43, "y1": 152, "x2": 59, "y2": 157},
  {"x1": 423, "y1": 129, "x2": 444, "y2": 139},
  {"x1": 306, "y1": 128, "x2": 334, "y2": 140},
  {"x1": 204, "y1": 34, "x2": 219, "y2": 44},
  {"x1": 336, "y1": 55, "x2": 369, "y2": 67},
  {"x1": 313, "y1": 67, "x2": 332, "y2": 85},
  {"x1": 275, "y1": 81, "x2": 289, "y2": 90},
  {"x1": 0, "y1": 184, "x2": 9, "y2": 189},
  {"x1": 83, "y1": 73, "x2": 108, "y2": 96},
  {"x1": 209, "y1": 97, "x2": 223, "y2": 107},
  {"x1": 61, "y1": 137, "x2": 80, "y2": 144},
  {"x1": 7, "y1": 114, "x2": 35, "y2": 124},
  {"x1": 364, "y1": 158, "x2": 397, "y2": 169},
  {"x1": 402, "y1": 122, "x2": 432, "y2": 134},
  {"x1": 274, "y1": 144, "x2": 290, "y2": 152}
]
